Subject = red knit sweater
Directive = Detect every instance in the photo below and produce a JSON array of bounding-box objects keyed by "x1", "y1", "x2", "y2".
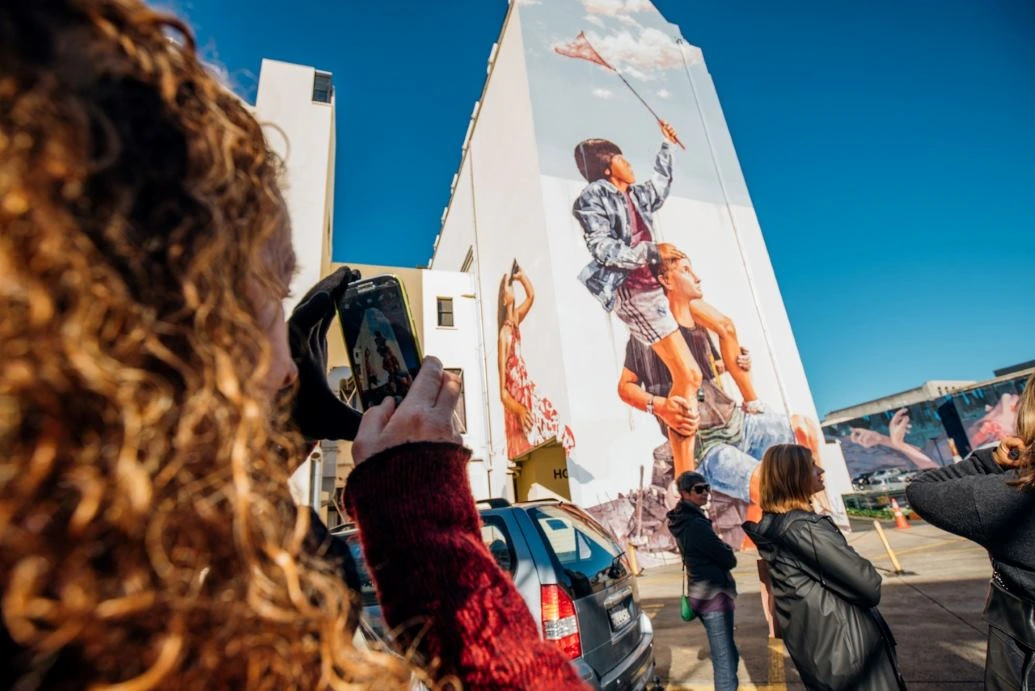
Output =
[{"x1": 344, "y1": 442, "x2": 589, "y2": 690}]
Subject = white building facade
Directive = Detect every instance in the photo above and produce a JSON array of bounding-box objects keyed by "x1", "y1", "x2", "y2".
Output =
[
  {"x1": 431, "y1": 0, "x2": 852, "y2": 554},
  {"x1": 265, "y1": 0, "x2": 854, "y2": 557},
  {"x1": 254, "y1": 58, "x2": 338, "y2": 512}
]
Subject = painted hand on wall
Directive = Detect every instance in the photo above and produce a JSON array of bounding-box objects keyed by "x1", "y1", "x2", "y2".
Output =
[
  {"x1": 849, "y1": 427, "x2": 891, "y2": 448},
  {"x1": 849, "y1": 409, "x2": 938, "y2": 470},
  {"x1": 658, "y1": 120, "x2": 680, "y2": 145},
  {"x1": 656, "y1": 396, "x2": 699, "y2": 438},
  {"x1": 887, "y1": 408, "x2": 911, "y2": 447}
]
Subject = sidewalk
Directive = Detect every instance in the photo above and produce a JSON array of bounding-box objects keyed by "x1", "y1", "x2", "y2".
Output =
[{"x1": 637, "y1": 519, "x2": 991, "y2": 689}]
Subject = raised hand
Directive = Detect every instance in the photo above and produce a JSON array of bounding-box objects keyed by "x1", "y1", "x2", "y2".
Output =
[
  {"x1": 287, "y1": 266, "x2": 363, "y2": 441},
  {"x1": 352, "y1": 356, "x2": 463, "y2": 464},
  {"x1": 659, "y1": 119, "x2": 680, "y2": 145}
]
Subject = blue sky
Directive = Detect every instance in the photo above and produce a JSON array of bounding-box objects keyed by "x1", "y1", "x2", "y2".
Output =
[{"x1": 173, "y1": 0, "x2": 1034, "y2": 416}]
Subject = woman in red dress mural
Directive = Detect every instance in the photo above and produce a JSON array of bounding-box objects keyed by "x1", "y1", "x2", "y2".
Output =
[{"x1": 497, "y1": 261, "x2": 575, "y2": 460}]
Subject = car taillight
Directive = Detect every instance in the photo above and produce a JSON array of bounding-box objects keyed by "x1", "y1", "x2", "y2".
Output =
[{"x1": 541, "y1": 584, "x2": 582, "y2": 659}]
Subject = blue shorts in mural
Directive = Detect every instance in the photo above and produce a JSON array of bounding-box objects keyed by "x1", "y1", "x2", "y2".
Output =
[{"x1": 698, "y1": 409, "x2": 793, "y2": 502}]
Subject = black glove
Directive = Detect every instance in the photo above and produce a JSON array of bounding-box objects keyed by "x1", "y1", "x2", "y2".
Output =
[{"x1": 288, "y1": 266, "x2": 363, "y2": 442}]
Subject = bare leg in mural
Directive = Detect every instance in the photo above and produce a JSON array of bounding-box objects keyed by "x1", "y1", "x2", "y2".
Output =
[
  {"x1": 651, "y1": 333, "x2": 701, "y2": 475},
  {"x1": 572, "y1": 125, "x2": 700, "y2": 473},
  {"x1": 497, "y1": 263, "x2": 576, "y2": 466},
  {"x1": 689, "y1": 299, "x2": 759, "y2": 406}
]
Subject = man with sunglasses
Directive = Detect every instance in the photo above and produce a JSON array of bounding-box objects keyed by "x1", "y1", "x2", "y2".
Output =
[{"x1": 668, "y1": 471, "x2": 740, "y2": 691}]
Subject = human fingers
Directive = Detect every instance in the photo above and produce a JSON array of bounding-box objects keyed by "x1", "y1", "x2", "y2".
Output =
[
  {"x1": 295, "y1": 266, "x2": 351, "y2": 311},
  {"x1": 675, "y1": 420, "x2": 697, "y2": 436},
  {"x1": 669, "y1": 396, "x2": 690, "y2": 412},
  {"x1": 352, "y1": 397, "x2": 397, "y2": 464},
  {"x1": 318, "y1": 265, "x2": 356, "y2": 305},
  {"x1": 434, "y1": 369, "x2": 462, "y2": 413},
  {"x1": 996, "y1": 436, "x2": 1026, "y2": 467},
  {"x1": 289, "y1": 291, "x2": 330, "y2": 334},
  {"x1": 398, "y1": 356, "x2": 445, "y2": 410}
]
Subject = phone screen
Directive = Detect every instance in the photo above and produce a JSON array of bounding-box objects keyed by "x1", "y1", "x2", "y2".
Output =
[{"x1": 335, "y1": 276, "x2": 422, "y2": 410}]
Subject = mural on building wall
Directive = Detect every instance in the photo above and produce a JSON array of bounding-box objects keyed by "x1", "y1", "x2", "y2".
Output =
[
  {"x1": 467, "y1": 0, "x2": 852, "y2": 557},
  {"x1": 824, "y1": 374, "x2": 1029, "y2": 479},
  {"x1": 496, "y1": 261, "x2": 575, "y2": 460},
  {"x1": 954, "y1": 379, "x2": 1025, "y2": 448},
  {"x1": 824, "y1": 405, "x2": 949, "y2": 479}
]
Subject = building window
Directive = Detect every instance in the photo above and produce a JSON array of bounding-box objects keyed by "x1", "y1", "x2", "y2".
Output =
[
  {"x1": 446, "y1": 368, "x2": 467, "y2": 434},
  {"x1": 437, "y1": 297, "x2": 454, "y2": 327},
  {"x1": 312, "y1": 72, "x2": 333, "y2": 103},
  {"x1": 460, "y1": 247, "x2": 474, "y2": 273}
]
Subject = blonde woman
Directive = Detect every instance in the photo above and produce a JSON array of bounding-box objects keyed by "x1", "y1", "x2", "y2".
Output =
[
  {"x1": 907, "y1": 373, "x2": 1035, "y2": 690},
  {"x1": 743, "y1": 445, "x2": 905, "y2": 690}
]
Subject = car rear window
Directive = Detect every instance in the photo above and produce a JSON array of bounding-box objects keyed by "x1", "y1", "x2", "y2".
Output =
[
  {"x1": 340, "y1": 518, "x2": 516, "y2": 607},
  {"x1": 481, "y1": 516, "x2": 516, "y2": 575},
  {"x1": 529, "y1": 505, "x2": 625, "y2": 597}
]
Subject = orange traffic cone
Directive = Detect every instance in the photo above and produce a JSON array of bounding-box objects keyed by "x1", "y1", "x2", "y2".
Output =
[{"x1": 891, "y1": 499, "x2": 910, "y2": 530}]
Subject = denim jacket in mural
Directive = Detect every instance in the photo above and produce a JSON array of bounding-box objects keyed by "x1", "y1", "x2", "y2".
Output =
[{"x1": 572, "y1": 141, "x2": 674, "y2": 311}]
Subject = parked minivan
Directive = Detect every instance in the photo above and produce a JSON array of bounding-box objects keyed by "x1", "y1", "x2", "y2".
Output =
[{"x1": 336, "y1": 498, "x2": 656, "y2": 690}]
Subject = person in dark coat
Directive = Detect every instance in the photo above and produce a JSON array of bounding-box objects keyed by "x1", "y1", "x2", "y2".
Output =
[
  {"x1": 907, "y1": 373, "x2": 1035, "y2": 691},
  {"x1": 744, "y1": 444, "x2": 905, "y2": 691},
  {"x1": 668, "y1": 471, "x2": 740, "y2": 691}
]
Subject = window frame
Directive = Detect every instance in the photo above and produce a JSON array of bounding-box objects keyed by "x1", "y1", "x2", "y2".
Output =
[
  {"x1": 312, "y1": 71, "x2": 333, "y2": 104},
  {"x1": 480, "y1": 515, "x2": 516, "y2": 575},
  {"x1": 436, "y1": 296, "x2": 455, "y2": 328}
]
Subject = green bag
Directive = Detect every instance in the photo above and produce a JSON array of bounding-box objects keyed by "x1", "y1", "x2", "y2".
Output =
[{"x1": 680, "y1": 563, "x2": 697, "y2": 622}]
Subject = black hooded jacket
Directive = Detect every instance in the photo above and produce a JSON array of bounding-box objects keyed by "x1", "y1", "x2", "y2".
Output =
[
  {"x1": 744, "y1": 511, "x2": 904, "y2": 691},
  {"x1": 907, "y1": 447, "x2": 1035, "y2": 690},
  {"x1": 667, "y1": 500, "x2": 736, "y2": 595}
]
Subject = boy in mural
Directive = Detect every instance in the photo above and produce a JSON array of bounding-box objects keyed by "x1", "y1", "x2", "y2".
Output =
[
  {"x1": 617, "y1": 244, "x2": 794, "y2": 543},
  {"x1": 572, "y1": 122, "x2": 703, "y2": 477}
]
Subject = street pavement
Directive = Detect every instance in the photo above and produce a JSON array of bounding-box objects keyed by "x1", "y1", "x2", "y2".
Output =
[{"x1": 637, "y1": 518, "x2": 991, "y2": 690}]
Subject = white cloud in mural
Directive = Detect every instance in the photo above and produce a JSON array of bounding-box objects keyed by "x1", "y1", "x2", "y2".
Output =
[
  {"x1": 656, "y1": 88, "x2": 671, "y2": 99},
  {"x1": 586, "y1": 27, "x2": 700, "y2": 80},
  {"x1": 592, "y1": 88, "x2": 614, "y2": 99},
  {"x1": 584, "y1": 14, "x2": 606, "y2": 28},
  {"x1": 616, "y1": 14, "x2": 642, "y2": 28},
  {"x1": 582, "y1": 0, "x2": 626, "y2": 15},
  {"x1": 582, "y1": 0, "x2": 650, "y2": 16},
  {"x1": 515, "y1": 0, "x2": 541, "y2": 5}
]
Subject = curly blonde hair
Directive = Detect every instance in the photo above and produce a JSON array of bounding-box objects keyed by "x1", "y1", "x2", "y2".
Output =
[{"x1": 0, "y1": 1, "x2": 408, "y2": 687}]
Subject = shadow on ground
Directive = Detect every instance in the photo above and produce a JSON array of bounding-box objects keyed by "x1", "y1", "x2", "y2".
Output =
[{"x1": 647, "y1": 577, "x2": 989, "y2": 689}]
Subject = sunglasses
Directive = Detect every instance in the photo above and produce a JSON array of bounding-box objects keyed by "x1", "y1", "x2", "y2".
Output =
[{"x1": 691, "y1": 484, "x2": 711, "y2": 495}]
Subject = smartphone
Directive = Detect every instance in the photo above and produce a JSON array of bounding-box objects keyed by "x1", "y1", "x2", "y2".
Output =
[{"x1": 335, "y1": 275, "x2": 422, "y2": 410}]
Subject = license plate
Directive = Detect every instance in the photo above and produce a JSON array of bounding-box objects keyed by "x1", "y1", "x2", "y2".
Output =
[{"x1": 608, "y1": 604, "x2": 632, "y2": 630}]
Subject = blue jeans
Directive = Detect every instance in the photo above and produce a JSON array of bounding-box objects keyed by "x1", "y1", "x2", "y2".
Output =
[
  {"x1": 700, "y1": 609, "x2": 740, "y2": 691},
  {"x1": 699, "y1": 409, "x2": 794, "y2": 502}
]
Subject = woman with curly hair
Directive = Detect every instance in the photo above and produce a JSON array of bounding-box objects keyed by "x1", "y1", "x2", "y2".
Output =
[
  {"x1": 908, "y1": 373, "x2": 1035, "y2": 690},
  {"x1": 0, "y1": 1, "x2": 585, "y2": 689}
]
